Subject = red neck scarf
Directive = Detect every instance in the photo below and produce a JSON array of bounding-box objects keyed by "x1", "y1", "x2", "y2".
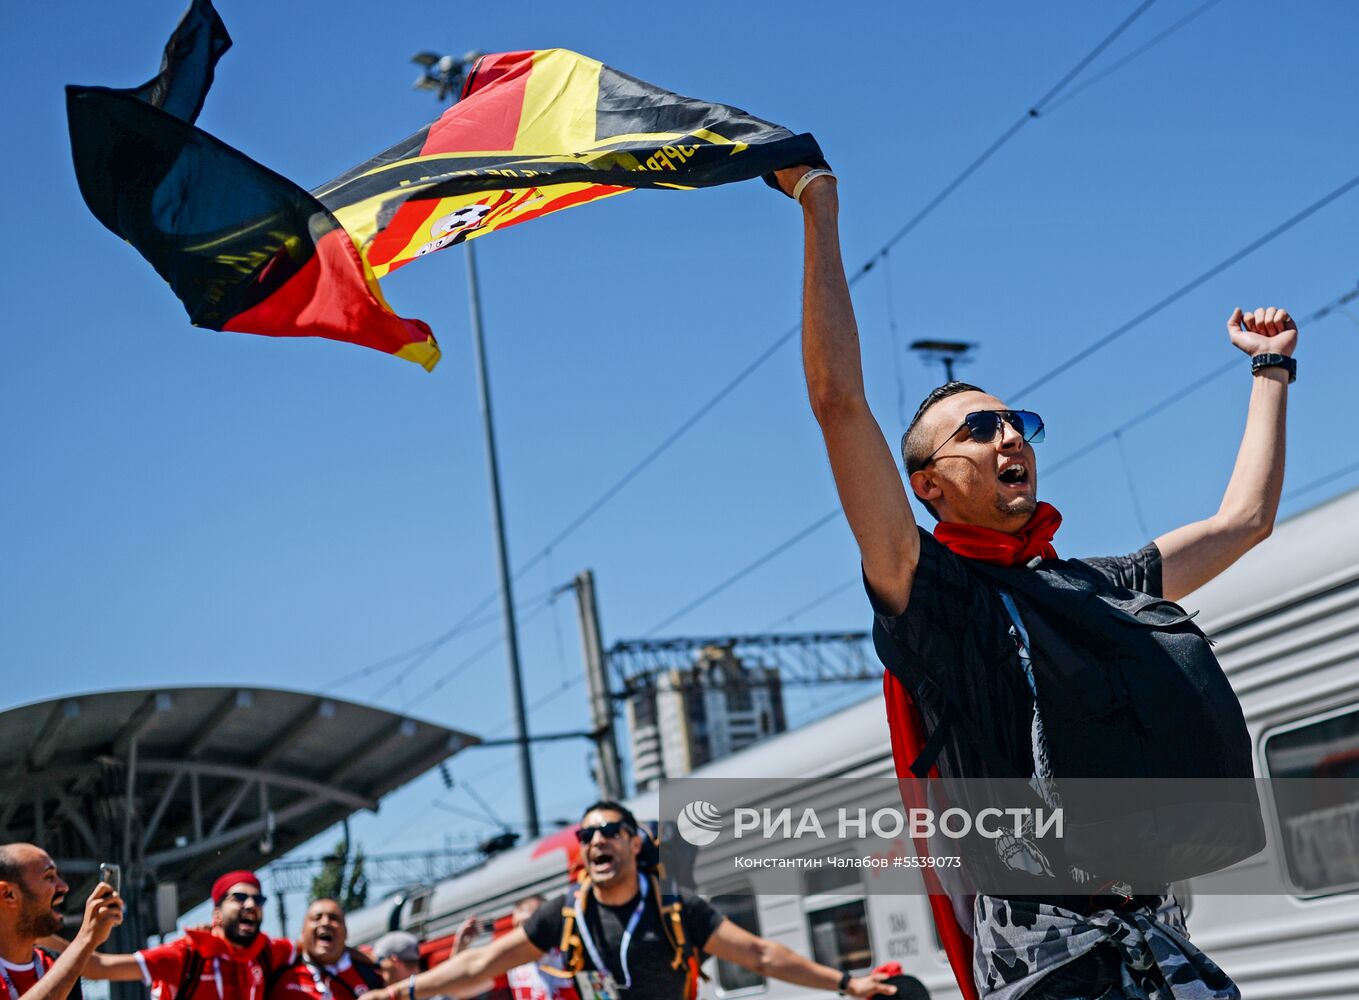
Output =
[{"x1": 932, "y1": 501, "x2": 1062, "y2": 566}]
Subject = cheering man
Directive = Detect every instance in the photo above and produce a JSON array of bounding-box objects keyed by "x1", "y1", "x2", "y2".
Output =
[
  {"x1": 78, "y1": 870, "x2": 296, "y2": 1000},
  {"x1": 776, "y1": 160, "x2": 1295, "y2": 999},
  {"x1": 386, "y1": 802, "x2": 894, "y2": 999},
  {"x1": 0, "y1": 844, "x2": 123, "y2": 1000}
]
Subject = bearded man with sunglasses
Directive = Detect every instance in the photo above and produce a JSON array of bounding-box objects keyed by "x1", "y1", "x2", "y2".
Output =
[
  {"x1": 776, "y1": 164, "x2": 1296, "y2": 1000},
  {"x1": 398, "y1": 802, "x2": 895, "y2": 999},
  {"x1": 74, "y1": 871, "x2": 296, "y2": 1000}
]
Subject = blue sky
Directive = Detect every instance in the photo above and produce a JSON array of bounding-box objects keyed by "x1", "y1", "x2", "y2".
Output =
[{"x1": 4, "y1": 1, "x2": 1357, "y2": 932}]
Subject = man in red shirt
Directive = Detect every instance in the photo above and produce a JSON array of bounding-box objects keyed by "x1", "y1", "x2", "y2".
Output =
[
  {"x1": 81, "y1": 870, "x2": 295, "y2": 1000},
  {"x1": 0, "y1": 843, "x2": 123, "y2": 1000},
  {"x1": 502, "y1": 898, "x2": 573, "y2": 1000},
  {"x1": 269, "y1": 899, "x2": 383, "y2": 1000}
]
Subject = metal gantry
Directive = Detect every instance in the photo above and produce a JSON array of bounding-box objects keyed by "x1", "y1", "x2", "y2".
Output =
[
  {"x1": 607, "y1": 630, "x2": 877, "y2": 693},
  {"x1": 264, "y1": 847, "x2": 485, "y2": 895}
]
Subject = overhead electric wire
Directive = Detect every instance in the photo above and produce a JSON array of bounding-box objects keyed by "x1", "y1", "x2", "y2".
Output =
[
  {"x1": 761, "y1": 578, "x2": 861, "y2": 631},
  {"x1": 1042, "y1": 0, "x2": 1225, "y2": 113},
  {"x1": 853, "y1": 0, "x2": 1158, "y2": 280},
  {"x1": 331, "y1": 584, "x2": 556, "y2": 690},
  {"x1": 1044, "y1": 286, "x2": 1357, "y2": 478},
  {"x1": 642, "y1": 509, "x2": 842, "y2": 636},
  {"x1": 478, "y1": 0, "x2": 1169, "y2": 591},
  {"x1": 1006, "y1": 174, "x2": 1359, "y2": 400},
  {"x1": 335, "y1": 1, "x2": 1247, "y2": 683},
  {"x1": 654, "y1": 282, "x2": 1358, "y2": 635},
  {"x1": 396, "y1": 596, "x2": 558, "y2": 710},
  {"x1": 1284, "y1": 460, "x2": 1359, "y2": 503},
  {"x1": 368, "y1": 588, "x2": 556, "y2": 702}
]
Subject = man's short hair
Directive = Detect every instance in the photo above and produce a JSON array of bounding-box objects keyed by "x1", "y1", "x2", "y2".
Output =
[
  {"x1": 580, "y1": 800, "x2": 639, "y2": 833},
  {"x1": 901, "y1": 381, "x2": 985, "y2": 521},
  {"x1": 0, "y1": 845, "x2": 25, "y2": 890}
]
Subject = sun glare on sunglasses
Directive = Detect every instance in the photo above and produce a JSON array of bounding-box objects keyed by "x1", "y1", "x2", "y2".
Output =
[{"x1": 923, "y1": 409, "x2": 1044, "y2": 467}]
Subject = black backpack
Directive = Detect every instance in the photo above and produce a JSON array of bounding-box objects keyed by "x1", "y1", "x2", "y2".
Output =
[{"x1": 912, "y1": 556, "x2": 1265, "y2": 886}]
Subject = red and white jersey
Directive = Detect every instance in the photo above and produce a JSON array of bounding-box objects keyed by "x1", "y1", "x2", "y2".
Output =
[
  {"x1": 268, "y1": 952, "x2": 381, "y2": 1000},
  {"x1": 137, "y1": 929, "x2": 297, "y2": 1000},
  {"x1": 0, "y1": 949, "x2": 67, "y2": 1000},
  {"x1": 505, "y1": 961, "x2": 577, "y2": 1000}
]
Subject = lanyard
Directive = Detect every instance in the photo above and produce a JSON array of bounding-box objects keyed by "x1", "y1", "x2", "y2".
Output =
[
  {"x1": 574, "y1": 874, "x2": 648, "y2": 992},
  {"x1": 1, "y1": 952, "x2": 44, "y2": 1000},
  {"x1": 304, "y1": 963, "x2": 332, "y2": 1000}
]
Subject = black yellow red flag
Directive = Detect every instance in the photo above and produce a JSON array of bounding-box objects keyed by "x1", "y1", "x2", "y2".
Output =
[{"x1": 67, "y1": 0, "x2": 822, "y2": 371}]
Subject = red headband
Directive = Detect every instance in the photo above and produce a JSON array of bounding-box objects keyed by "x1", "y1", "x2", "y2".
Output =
[{"x1": 211, "y1": 870, "x2": 261, "y2": 905}]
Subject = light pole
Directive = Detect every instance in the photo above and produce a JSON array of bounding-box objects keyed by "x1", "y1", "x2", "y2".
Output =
[
  {"x1": 412, "y1": 49, "x2": 540, "y2": 837},
  {"x1": 909, "y1": 338, "x2": 976, "y2": 383}
]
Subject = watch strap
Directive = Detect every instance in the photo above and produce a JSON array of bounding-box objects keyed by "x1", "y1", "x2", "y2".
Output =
[
  {"x1": 837, "y1": 970, "x2": 852, "y2": 995},
  {"x1": 1251, "y1": 352, "x2": 1296, "y2": 383}
]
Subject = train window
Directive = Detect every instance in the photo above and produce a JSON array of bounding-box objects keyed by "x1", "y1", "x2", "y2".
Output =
[
  {"x1": 803, "y1": 847, "x2": 864, "y2": 896},
  {"x1": 1263, "y1": 704, "x2": 1359, "y2": 894},
  {"x1": 807, "y1": 900, "x2": 873, "y2": 972},
  {"x1": 710, "y1": 890, "x2": 765, "y2": 995}
]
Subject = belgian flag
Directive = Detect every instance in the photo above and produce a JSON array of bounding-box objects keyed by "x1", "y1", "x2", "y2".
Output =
[{"x1": 67, "y1": 0, "x2": 822, "y2": 371}]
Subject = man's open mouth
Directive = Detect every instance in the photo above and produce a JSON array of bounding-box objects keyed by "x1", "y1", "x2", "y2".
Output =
[
  {"x1": 999, "y1": 462, "x2": 1030, "y2": 487},
  {"x1": 588, "y1": 849, "x2": 616, "y2": 876},
  {"x1": 315, "y1": 928, "x2": 335, "y2": 945},
  {"x1": 238, "y1": 916, "x2": 259, "y2": 932}
]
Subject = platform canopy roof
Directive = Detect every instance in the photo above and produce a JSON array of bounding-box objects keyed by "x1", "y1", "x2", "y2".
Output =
[{"x1": 0, "y1": 686, "x2": 477, "y2": 914}]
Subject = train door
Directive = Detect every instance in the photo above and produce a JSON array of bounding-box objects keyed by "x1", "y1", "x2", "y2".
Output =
[{"x1": 799, "y1": 851, "x2": 875, "y2": 976}]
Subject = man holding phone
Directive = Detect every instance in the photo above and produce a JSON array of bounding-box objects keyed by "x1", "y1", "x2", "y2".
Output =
[
  {"x1": 78, "y1": 869, "x2": 296, "y2": 1000},
  {"x1": 0, "y1": 843, "x2": 123, "y2": 1000}
]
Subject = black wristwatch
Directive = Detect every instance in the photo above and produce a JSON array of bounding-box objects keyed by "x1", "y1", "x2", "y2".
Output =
[
  {"x1": 837, "y1": 970, "x2": 852, "y2": 995},
  {"x1": 1251, "y1": 352, "x2": 1296, "y2": 383}
]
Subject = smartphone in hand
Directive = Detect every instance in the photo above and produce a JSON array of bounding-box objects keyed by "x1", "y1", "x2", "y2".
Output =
[{"x1": 98, "y1": 863, "x2": 121, "y2": 894}]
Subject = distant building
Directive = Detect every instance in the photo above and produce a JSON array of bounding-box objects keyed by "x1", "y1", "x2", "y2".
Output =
[{"x1": 626, "y1": 643, "x2": 786, "y2": 790}]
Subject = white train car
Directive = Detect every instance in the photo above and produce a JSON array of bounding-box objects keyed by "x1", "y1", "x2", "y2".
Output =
[{"x1": 348, "y1": 488, "x2": 1359, "y2": 998}]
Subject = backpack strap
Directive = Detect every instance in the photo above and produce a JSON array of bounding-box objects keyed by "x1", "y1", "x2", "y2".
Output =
[
  {"x1": 556, "y1": 880, "x2": 589, "y2": 975},
  {"x1": 176, "y1": 950, "x2": 204, "y2": 1000},
  {"x1": 256, "y1": 943, "x2": 279, "y2": 998},
  {"x1": 652, "y1": 890, "x2": 705, "y2": 1000},
  {"x1": 348, "y1": 951, "x2": 387, "y2": 994},
  {"x1": 908, "y1": 693, "x2": 953, "y2": 779}
]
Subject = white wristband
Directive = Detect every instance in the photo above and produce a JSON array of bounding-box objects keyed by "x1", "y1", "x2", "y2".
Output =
[{"x1": 792, "y1": 168, "x2": 835, "y2": 203}]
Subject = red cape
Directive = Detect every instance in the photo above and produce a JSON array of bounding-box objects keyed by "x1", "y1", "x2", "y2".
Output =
[{"x1": 883, "y1": 672, "x2": 979, "y2": 1000}]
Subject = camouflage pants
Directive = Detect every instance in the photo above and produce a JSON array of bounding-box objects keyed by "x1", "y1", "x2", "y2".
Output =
[{"x1": 973, "y1": 895, "x2": 1240, "y2": 1000}]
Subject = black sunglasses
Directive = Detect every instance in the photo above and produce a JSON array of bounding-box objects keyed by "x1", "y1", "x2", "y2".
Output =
[
  {"x1": 921, "y1": 409, "x2": 1044, "y2": 468},
  {"x1": 575, "y1": 821, "x2": 635, "y2": 844},
  {"x1": 224, "y1": 891, "x2": 268, "y2": 907}
]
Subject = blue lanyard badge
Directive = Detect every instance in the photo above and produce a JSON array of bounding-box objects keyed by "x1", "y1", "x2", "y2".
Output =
[{"x1": 574, "y1": 873, "x2": 649, "y2": 993}]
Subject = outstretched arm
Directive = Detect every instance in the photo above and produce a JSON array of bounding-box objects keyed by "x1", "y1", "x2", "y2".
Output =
[
  {"x1": 778, "y1": 166, "x2": 919, "y2": 614},
  {"x1": 1156, "y1": 306, "x2": 1295, "y2": 601},
  {"x1": 403, "y1": 927, "x2": 541, "y2": 1000},
  {"x1": 704, "y1": 918, "x2": 894, "y2": 997}
]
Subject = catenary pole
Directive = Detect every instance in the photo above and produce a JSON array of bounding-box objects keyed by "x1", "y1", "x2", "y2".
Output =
[
  {"x1": 412, "y1": 50, "x2": 539, "y2": 837},
  {"x1": 464, "y1": 240, "x2": 540, "y2": 837}
]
